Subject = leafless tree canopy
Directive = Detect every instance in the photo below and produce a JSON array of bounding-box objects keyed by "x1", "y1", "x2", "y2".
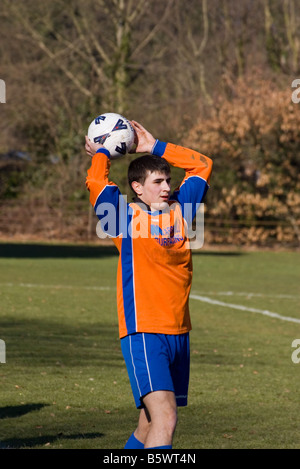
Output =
[{"x1": 0, "y1": 0, "x2": 299, "y2": 246}]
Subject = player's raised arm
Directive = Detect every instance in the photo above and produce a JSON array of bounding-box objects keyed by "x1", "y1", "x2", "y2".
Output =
[
  {"x1": 85, "y1": 136, "x2": 124, "y2": 238},
  {"x1": 151, "y1": 141, "x2": 213, "y2": 225}
]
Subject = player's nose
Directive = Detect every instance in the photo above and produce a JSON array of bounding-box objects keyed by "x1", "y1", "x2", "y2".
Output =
[{"x1": 162, "y1": 180, "x2": 171, "y2": 191}]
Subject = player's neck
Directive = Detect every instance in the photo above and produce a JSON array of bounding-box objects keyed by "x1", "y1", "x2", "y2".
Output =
[
  {"x1": 133, "y1": 196, "x2": 152, "y2": 212},
  {"x1": 133, "y1": 196, "x2": 169, "y2": 213}
]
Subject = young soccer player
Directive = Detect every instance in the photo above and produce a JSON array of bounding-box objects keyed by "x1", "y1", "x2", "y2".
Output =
[{"x1": 85, "y1": 120, "x2": 213, "y2": 449}]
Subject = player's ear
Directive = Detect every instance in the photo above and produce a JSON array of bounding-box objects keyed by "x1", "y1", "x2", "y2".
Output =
[{"x1": 131, "y1": 181, "x2": 143, "y2": 196}]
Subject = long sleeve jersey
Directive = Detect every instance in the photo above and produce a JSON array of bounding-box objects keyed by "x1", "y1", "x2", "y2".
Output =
[{"x1": 86, "y1": 140, "x2": 213, "y2": 338}]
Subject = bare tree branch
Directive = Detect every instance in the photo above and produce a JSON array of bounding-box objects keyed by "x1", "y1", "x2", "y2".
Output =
[
  {"x1": 5, "y1": 1, "x2": 93, "y2": 97},
  {"x1": 131, "y1": 0, "x2": 174, "y2": 58}
]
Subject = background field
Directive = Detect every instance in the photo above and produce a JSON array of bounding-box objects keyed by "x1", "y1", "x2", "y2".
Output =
[{"x1": 0, "y1": 242, "x2": 299, "y2": 449}]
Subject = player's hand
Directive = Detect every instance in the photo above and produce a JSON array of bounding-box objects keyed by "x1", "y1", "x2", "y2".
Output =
[
  {"x1": 85, "y1": 136, "x2": 104, "y2": 157},
  {"x1": 130, "y1": 121, "x2": 156, "y2": 154}
]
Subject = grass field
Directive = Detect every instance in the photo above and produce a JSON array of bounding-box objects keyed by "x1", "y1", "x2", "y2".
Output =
[{"x1": 0, "y1": 242, "x2": 299, "y2": 449}]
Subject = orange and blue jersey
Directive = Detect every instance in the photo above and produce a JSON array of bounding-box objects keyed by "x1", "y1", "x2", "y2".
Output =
[{"x1": 86, "y1": 140, "x2": 213, "y2": 338}]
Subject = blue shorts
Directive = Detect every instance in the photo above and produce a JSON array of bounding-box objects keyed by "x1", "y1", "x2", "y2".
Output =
[{"x1": 121, "y1": 332, "x2": 190, "y2": 409}]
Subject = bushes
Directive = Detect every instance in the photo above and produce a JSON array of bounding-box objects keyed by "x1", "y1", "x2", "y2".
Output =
[{"x1": 188, "y1": 74, "x2": 300, "y2": 247}]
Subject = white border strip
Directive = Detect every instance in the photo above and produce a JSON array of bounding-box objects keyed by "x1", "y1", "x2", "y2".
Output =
[{"x1": 190, "y1": 294, "x2": 300, "y2": 324}]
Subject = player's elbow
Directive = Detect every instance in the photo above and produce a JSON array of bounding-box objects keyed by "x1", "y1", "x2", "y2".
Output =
[
  {"x1": 202, "y1": 156, "x2": 213, "y2": 183},
  {"x1": 207, "y1": 156, "x2": 213, "y2": 171}
]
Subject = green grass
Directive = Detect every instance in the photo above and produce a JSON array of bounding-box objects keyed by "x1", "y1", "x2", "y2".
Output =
[{"x1": 0, "y1": 242, "x2": 299, "y2": 449}]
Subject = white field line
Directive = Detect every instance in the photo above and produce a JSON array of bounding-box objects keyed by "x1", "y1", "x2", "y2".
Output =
[
  {"x1": 190, "y1": 294, "x2": 300, "y2": 324},
  {"x1": 1, "y1": 283, "x2": 298, "y2": 299},
  {"x1": 0, "y1": 282, "x2": 113, "y2": 291},
  {"x1": 192, "y1": 291, "x2": 300, "y2": 299},
  {"x1": 1, "y1": 282, "x2": 299, "y2": 324}
]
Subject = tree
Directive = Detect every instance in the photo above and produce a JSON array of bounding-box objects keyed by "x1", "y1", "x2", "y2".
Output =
[{"x1": 263, "y1": 0, "x2": 300, "y2": 74}]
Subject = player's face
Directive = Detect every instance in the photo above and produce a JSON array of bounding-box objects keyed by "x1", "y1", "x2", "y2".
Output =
[{"x1": 137, "y1": 171, "x2": 171, "y2": 210}]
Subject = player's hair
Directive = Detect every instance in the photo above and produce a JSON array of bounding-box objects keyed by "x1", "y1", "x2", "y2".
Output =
[{"x1": 128, "y1": 155, "x2": 171, "y2": 192}]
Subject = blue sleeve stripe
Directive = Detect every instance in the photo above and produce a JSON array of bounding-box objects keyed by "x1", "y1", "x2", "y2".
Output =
[
  {"x1": 151, "y1": 140, "x2": 167, "y2": 157},
  {"x1": 180, "y1": 174, "x2": 210, "y2": 189},
  {"x1": 170, "y1": 175, "x2": 209, "y2": 224},
  {"x1": 121, "y1": 234, "x2": 137, "y2": 335},
  {"x1": 96, "y1": 148, "x2": 111, "y2": 158},
  {"x1": 93, "y1": 184, "x2": 116, "y2": 208},
  {"x1": 94, "y1": 185, "x2": 122, "y2": 237}
]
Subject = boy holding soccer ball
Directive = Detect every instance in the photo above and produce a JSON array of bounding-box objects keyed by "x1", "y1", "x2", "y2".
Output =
[{"x1": 85, "y1": 120, "x2": 213, "y2": 449}]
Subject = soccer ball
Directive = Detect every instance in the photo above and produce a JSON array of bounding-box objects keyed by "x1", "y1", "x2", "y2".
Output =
[{"x1": 87, "y1": 112, "x2": 135, "y2": 159}]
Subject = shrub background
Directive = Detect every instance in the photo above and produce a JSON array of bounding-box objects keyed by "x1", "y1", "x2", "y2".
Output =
[{"x1": 0, "y1": 0, "x2": 299, "y2": 247}]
